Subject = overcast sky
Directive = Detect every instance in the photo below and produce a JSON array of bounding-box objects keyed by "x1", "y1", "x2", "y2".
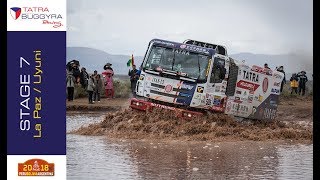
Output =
[{"x1": 67, "y1": 0, "x2": 313, "y2": 56}]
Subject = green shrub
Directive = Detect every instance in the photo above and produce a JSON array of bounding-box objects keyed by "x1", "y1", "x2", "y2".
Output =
[
  {"x1": 74, "y1": 84, "x2": 87, "y2": 98},
  {"x1": 113, "y1": 79, "x2": 131, "y2": 98},
  {"x1": 71, "y1": 79, "x2": 131, "y2": 99},
  {"x1": 280, "y1": 81, "x2": 313, "y2": 98}
]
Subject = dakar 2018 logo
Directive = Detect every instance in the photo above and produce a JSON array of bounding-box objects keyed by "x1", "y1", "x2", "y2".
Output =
[
  {"x1": 10, "y1": 7, "x2": 63, "y2": 28},
  {"x1": 18, "y1": 159, "x2": 54, "y2": 176}
]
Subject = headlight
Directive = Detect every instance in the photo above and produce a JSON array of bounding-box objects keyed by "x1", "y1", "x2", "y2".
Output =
[{"x1": 139, "y1": 76, "x2": 144, "y2": 80}]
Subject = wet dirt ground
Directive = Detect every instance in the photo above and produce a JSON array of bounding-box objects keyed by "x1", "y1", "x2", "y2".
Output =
[
  {"x1": 67, "y1": 96, "x2": 313, "y2": 179},
  {"x1": 68, "y1": 96, "x2": 313, "y2": 142},
  {"x1": 67, "y1": 112, "x2": 313, "y2": 179}
]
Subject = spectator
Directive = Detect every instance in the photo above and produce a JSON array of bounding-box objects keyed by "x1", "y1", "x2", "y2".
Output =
[
  {"x1": 93, "y1": 70, "x2": 98, "y2": 78},
  {"x1": 276, "y1": 66, "x2": 286, "y2": 92},
  {"x1": 87, "y1": 75, "x2": 95, "y2": 104},
  {"x1": 67, "y1": 60, "x2": 81, "y2": 83},
  {"x1": 290, "y1": 73, "x2": 299, "y2": 94},
  {"x1": 66, "y1": 71, "x2": 76, "y2": 101},
  {"x1": 128, "y1": 64, "x2": 139, "y2": 97},
  {"x1": 102, "y1": 64, "x2": 114, "y2": 99},
  {"x1": 103, "y1": 63, "x2": 114, "y2": 72},
  {"x1": 104, "y1": 72, "x2": 114, "y2": 98},
  {"x1": 264, "y1": 63, "x2": 270, "y2": 69},
  {"x1": 93, "y1": 74, "x2": 103, "y2": 102},
  {"x1": 80, "y1": 67, "x2": 89, "y2": 89},
  {"x1": 137, "y1": 66, "x2": 142, "y2": 76},
  {"x1": 297, "y1": 71, "x2": 308, "y2": 96}
]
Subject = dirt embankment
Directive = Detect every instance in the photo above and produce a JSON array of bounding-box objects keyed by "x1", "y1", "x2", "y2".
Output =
[
  {"x1": 277, "y1": 96, "x2": 313, "y2": 122},
  {"x1": 67, "y1": 98, "x2": 130, "y2": 111},
  {"x1": 70, "y1": 96, "x2": 313, "y2": 142}
]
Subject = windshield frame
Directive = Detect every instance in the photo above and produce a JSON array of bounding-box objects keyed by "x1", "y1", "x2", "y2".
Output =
[{"x1": 142, "y1": 44, "x2": 211, "y2": 83}]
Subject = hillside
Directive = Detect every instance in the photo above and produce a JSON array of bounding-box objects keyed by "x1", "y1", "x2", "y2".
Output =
[
  {"x1": 67, "y1": 47, "x2": 144, "y2": 74},
  {"x1": 67, "y1": 47, "x2": 313, "y2": 79}
]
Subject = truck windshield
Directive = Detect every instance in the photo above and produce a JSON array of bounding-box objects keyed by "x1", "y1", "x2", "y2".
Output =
[{"x1": 143, "y1": 46, "x2": 210, "y2": 81}]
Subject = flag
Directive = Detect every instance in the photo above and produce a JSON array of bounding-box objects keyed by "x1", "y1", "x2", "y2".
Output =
[{"x1": 127, "y1": 54, "x2": 134, "y2": 67}]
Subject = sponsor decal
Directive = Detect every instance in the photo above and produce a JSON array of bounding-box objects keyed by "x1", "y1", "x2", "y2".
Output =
[
  {"x1": 263, "y1": 108, "x2": 277, "y2": 120},
  {"x1": 243, "y1": 91, "x2": 247, "y2": 96},
  {"x1": 151, "y1": 103, "x2": 176, "y2": 110},
  {"x1": 179, "y1": 92, "x2": 191, "y2": 97},
  {"x1": 153, "y1": 40, "x2": 175, "y2": 47},
  {"x1": 184, "y1": 40, "x2": 218, "y2": 53},
  {"x1": 271, "y1": 88, "x2": 280, "y2": 94},
  {"x1": 262, "y1": 78, "x2": 268, "y2": 93},
  {"x1": 197, "y1": 86, "x2": 204, "y2": 93},
  {"x1": 180, "y1": 83, "x2": 194, "y2": 90},
  {"x1": 242, "y1": 70, "x2": 259, "y2": 83},
  {"x1": 252, "y1": 106, "x2": 257, "y2": 115},
  {"x1": 259, "y1": 95, "x2": 263, "y2": 101},
  {"x1": 236, "y1": 90, "x2": 242, "y2": 95},
  {"x1": 249, "y1": 90, "x2": 254, "y2": 94},
  {"x1": 213, "y1": 96, "x2": 221, "y2": 105},
  {"x1": 205, "y1": 98, "x2": 212, "y2": 105},
  {"x1": 235, "y1": 97, "x2": 240, "y2": 100},
  {"x1": 239, "y1": 104, "x2": 249, "y2": 115},
  {"x1": 236, "y1": 80, "x2": 260, "y2": 91},
  {"x1": 215, "y1": 86, "x2": 221, "y2": 92},
  {"x1": 226, "y1": 102, "x2": 232, "y2": 112},
  {"x1": 241, "y1": 97, "x2": 248, "y2": 101},
  {"x1": 233, "y1": 99, "x2": 242, "y2": 103},
  {"x1": 232, "y1": 103, "x2": 239, "y2": 110},
  {"x1": 274, "y1": 82, "x2": 281, "y2": 87},
  {"x1": 193, "y1": 94, "x2": 201, "y2": 100},
  {"x1": 164, "y1": 84, "x2": 173, "y2": 93},
  {"x1": 254, "y1": 95, "x2": 263, "y2": 102},
  {"x1": 248, "y1": 95, "x2": 253, "y2": 103},
  {"x1": 152, "y1": 77, "x2": 164, "y2": 84},
  {"x1": 18, "y1": 159, "x2": 54, "y2": 176},
  {"x1": 181, "y1": 45, "x2": 210, "y2": 54},
  {"x1": 206, "y1": 98, "x2": 212, "y2": 106},
  {"x1": 173, "y1": 49, "x2": 190, "y2": 55},
  {"x1": 251, "y1": 65, "x2": 272, "y2": 75},
  {"x1": 230, "y1": 103, "x2": 248, "y2": 113},
  {"x1": 270, "y1": 100, "x2": 278, "y2": 107},
  {"x1": 180, "y1": 44, "x2": 187, "y2": 49},
  {"x1": 150, "y1": 87, "x2": 160, "y2": 91}
]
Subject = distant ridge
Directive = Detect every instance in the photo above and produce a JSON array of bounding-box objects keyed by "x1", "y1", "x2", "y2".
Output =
[{"x1": 67, "y1": 47, "x2": 313, "y2": 80}]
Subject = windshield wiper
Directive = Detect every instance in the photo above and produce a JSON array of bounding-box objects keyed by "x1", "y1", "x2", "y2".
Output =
[{"x1": 197, "y1": 55, "x2": 201, "y2": 79}]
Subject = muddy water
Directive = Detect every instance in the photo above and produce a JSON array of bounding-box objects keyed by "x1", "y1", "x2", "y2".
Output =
[{"x1": 67, "y1": 113, "x2": 313, "y2": 180}]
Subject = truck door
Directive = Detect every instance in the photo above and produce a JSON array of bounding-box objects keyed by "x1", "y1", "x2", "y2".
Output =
[
  {"x1": 207, "y1": 56, "x2": 227, "y2": 94},
  {"x1": 203, "y1": 56, "x2": 227, "y2": 111}
]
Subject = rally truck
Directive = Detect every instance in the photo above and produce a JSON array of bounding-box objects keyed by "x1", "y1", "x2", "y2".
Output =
[{"x1": 129, "y1": 39, "x2": 284, "y2": 121}]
